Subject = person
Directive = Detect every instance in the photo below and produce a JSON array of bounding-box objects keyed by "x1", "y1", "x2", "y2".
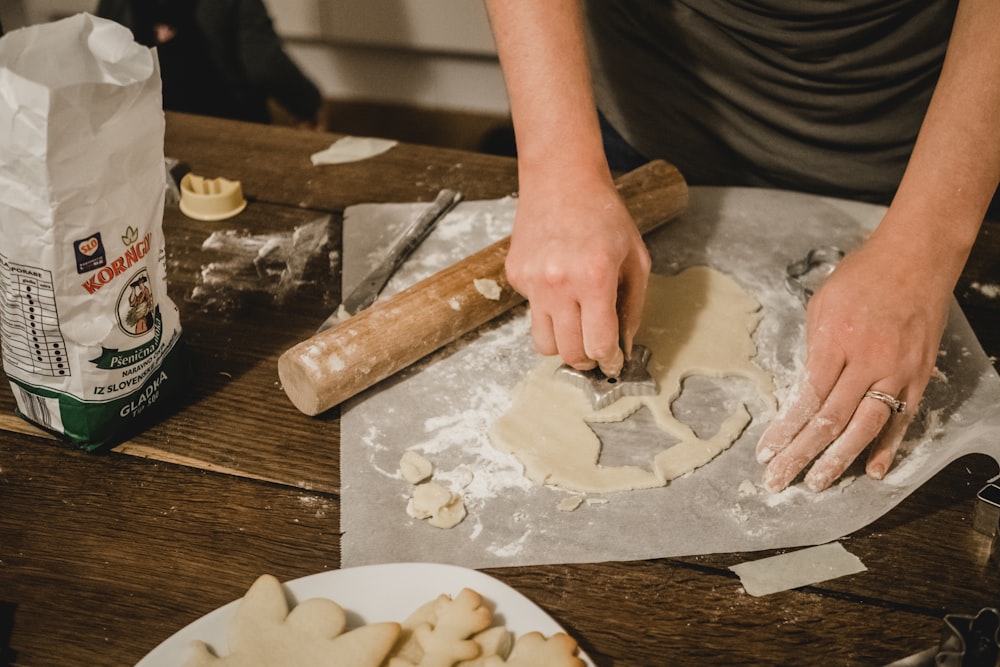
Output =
[
  {"x1": 96, "y1": 0, "x2": 321, "y2": 126},
  {"x1": 482, "y1": 1, "x2": 1000, "y2": 493}
]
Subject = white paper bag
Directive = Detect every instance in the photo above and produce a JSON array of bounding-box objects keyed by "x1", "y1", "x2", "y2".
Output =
[{"x1": 0, "y1": 13, "x2": 187, "y2": 450}]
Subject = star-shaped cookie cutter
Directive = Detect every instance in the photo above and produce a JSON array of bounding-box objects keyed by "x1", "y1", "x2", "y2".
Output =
[{"x1": 556, "y1": 344, "x2": 658, "y2": 410}]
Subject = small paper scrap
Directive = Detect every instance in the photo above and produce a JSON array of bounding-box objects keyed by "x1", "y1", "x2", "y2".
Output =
[
  {"x1": 729, "y1": 542, "x2": 866, "y2": 597},
  {"x1": 310, "y1": 136, "x2": 398, "y2": 166}
]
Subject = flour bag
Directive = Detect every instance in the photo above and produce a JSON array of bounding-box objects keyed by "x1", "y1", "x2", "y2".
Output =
[{"x1": 0, "y1": 14, "x2": 187, "y2": 450}]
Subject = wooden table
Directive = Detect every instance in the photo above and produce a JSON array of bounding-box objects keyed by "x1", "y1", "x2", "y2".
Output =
[{"x1": 1, "y1": 112, "x2": 998, "y2": 666}]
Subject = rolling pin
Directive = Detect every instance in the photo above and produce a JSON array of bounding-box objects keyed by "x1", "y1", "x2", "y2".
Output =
[{"x1": 278, "y1": 160, "x2": 689, "y2": 415}]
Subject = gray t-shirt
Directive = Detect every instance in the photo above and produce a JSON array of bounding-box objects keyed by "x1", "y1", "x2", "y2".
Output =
[{"x1": 584, "y1": 0, "x2": 957, "y2": 204}]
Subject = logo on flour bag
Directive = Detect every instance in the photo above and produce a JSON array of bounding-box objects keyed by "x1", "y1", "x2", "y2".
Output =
[
  {"x1": 78, "y1": 226, "x2": 153, "y2": 295},
  {"x1": 73, "y1": 232, "x2": 106, "y2": 273},
  {"x1": 118, "y1": 267, "x2": 156, "y2": 336}
]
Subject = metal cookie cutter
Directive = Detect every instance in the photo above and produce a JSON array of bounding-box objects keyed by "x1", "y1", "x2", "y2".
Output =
[
  {"x1": 556, "y1": 344, "x2": 658, "y2": 410},
  {"x1": 784, "y1": 246, "x2": 845, "y2": 306},
  {"x1": 887, "y1": 607, "x2": 1000, "y2": 667},
  {"x1": 936, "y1": 608, "x2": 1000, "y2": 667},
  {"x1": 974, "y1": 475, "x2": 1000, "y2": 538}
]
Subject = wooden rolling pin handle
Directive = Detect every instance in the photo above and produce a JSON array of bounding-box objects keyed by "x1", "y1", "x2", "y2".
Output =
[{"x1": 279, "y1": 160, "x2": 688, "y2": 415}]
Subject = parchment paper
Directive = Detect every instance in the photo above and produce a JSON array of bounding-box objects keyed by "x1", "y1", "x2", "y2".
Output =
[{"x1": 340, "y1": 186, "x2": 1000, "y2": 568}]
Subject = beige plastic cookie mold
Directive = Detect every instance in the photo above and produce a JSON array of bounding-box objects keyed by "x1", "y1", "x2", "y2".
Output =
[{"x1": 179, "y1": 172, "x2": 247, "y2": 221}]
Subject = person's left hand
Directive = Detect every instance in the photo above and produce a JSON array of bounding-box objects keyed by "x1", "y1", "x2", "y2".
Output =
[{"x1": 754, "y1": 231, "x2": 952, "y2": 493}]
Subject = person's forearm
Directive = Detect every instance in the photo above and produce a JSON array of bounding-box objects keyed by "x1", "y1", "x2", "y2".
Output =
[
  {"x1": 484, "y1": 0, "x2": 649, "y2": 375},
  {"x1": 484, "y1": 0, "x2": 610, "y2": 189},
  {"x1": 878, "y1": 0, "x2": 1000, "y2": 283}
]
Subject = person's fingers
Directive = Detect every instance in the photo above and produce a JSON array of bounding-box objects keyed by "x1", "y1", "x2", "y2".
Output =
[
  {"x1": 550, "y1": 302, "x2": 596, "y2": 370},
  {"x1": 580, "y1": 281, "x2": 625, "y2": 378},
  {"x1": 755, "y1": 377, "x2": 823, "y2": 464},
  {"x1": 618, "y1": 249, "x2": 650, "y2": 361},
  {"x1": 865, "y1": 381, "x2": 922, "y2": 480},
  {"x1": 756, "y1": 343, "x2": 845, "y2": 464},
  {"x1": 801, "y1": 387, "x2": 898, "y2": 491},
  {"x1": 527, "y1": 307, "x2": 558, "y2": 358},
  {"x1": 763, "y1": 366, "x2": 889, "y2": 493},
  {"x1": 865, "y1": 408, "x2": 911, "y2": 480}
]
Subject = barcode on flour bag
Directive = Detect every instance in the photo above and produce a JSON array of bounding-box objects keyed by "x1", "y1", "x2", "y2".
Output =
[{"x1": 0, "y1": 14, "x2": 188, "y2": 450}]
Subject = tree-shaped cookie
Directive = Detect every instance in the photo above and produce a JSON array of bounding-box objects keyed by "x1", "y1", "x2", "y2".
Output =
[{"x1": 183, "y1": 574, "x2": 400, "y2": 667}]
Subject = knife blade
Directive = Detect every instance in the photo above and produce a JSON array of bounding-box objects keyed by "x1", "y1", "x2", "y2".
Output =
[{"x1": 316, "y1": 188, "x2": 463, "y2": 333}]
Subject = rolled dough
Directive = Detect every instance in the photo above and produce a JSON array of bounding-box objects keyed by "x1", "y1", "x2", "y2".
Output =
[{"x1": 489, "y1": 266, "x2": 775, "y2": 493}]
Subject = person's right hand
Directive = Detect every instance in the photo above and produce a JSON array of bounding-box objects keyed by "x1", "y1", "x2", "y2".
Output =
[{"x1": 504, "y1": 174, "x2": 651, "y2": 377}]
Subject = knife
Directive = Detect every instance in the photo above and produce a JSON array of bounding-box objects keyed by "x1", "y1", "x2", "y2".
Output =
[{"x1": 316, "y1": 188, "x2": 463, "y2": 333}]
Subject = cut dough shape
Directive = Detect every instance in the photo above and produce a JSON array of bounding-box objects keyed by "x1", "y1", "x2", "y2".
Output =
[
  {"x1": 400, "y1": 450, "x2": 434, "y2": 484},
  {"x1": 489, "y1": 266, "x2": 775, "y2": 493}
]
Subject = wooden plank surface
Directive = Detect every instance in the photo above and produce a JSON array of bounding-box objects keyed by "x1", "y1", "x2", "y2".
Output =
[
  {"x1": 163, "y1": 112, "x2": 520, "y2": 208},
  {"x1": 1, "y1": 434, "x2": 985, "y2": 667}
]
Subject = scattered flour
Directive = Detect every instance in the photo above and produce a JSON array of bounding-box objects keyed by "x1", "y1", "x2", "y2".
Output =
[
  {"x1": 488, "y1": 530, "x2": 532, "y2": 558},
  {"x1": 764, "y1": 484, "x2": 819, "y2": 508},
  {"x1": 393, "y1": 323, "x2": 535, "y2": 511},
  {"x1": 298, "y1": 495, "x2": 332, "y2": 518},
  {"x1": 729, "y1": 503, "x2": 750, "y2": 523},
  {"x1": 970, "y1": 281, "x2": 1000, "y2": 299},
  {"x1": 834, "y1": 476, "x2": 856, "y2": 492}
]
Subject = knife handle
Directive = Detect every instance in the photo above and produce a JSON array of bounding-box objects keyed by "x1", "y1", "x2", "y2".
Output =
[{"x1": 278, "y1": 160, "x2": 689, "y2": 416}]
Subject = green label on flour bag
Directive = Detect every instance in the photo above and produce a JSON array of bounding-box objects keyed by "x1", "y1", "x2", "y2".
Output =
[
  {"x1": 0, "y1": 15, "x2": 189, "y2": 450},
  {"x1": 8, "y1": 336, "x2": 188, "y2": 450}
]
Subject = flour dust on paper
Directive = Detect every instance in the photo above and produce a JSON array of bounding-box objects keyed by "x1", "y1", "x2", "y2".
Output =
[{"x1": 489, "y1": 266, "x2": 777, "y2": 494}]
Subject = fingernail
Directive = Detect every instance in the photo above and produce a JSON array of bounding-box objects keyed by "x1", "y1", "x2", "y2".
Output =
[
  {"x1": 756, "y1": 447, "x2": 774, "y2": 464},
  {"x1": 868, "y1": 464, "x2": 885, "y2": 480},
  {"x1": 762, "y1": 469, "x2": 784, "y2": 494},
  {"x1": 599, "y1": 354, "x2": 624, "y2": 378},
  {"x1": 806, "y1": 472, "x2": 830, "y2": 492}
]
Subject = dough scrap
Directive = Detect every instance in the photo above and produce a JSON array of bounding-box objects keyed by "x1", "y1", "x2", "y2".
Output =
[
  {"x1": 556, "y1": 496, "x2": 584, "y2": 512},
  {"x1": 408, "y1": 482, "x2": 467, "y2": 529},
  {"x1": 473, "y1": 278, "x2": 502, "y2": 300},
  {"x1": 400, "y1": 450, "x2": 434, "y2": 484},
  {"x1": 490, "y1": 266, "x2": 775, "y2": 493}
]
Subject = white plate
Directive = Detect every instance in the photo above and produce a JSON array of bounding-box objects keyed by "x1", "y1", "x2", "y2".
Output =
[{"x1": 136, "y1": 563, "x2": 595, "y2": 666}]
